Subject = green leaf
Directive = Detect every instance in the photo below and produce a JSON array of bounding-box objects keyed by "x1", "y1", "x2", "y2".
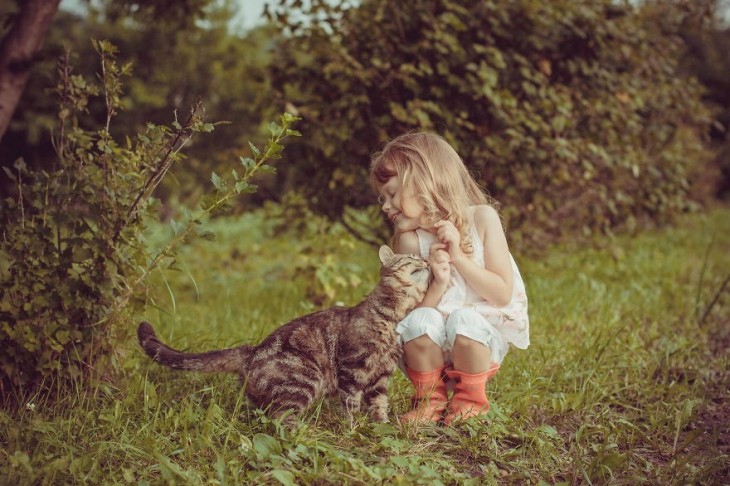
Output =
[
  {"x1": 235, "y1": 181, "x2": 258, "y2": 194},
  {"x1": 281, "y1": 112, "x2": 301, "y2": 124},
  {"x1": 240, "y1": 157, "x2": 256, "y2": 170},
  {"x1": 268, "y1": 122, "x2": 283, "y2": 137},
  {"x1": 211, "y1": 172, "x2": 224, "y2": 190},
  {"x1": 170, "y1": 219, "x2": 185, "y2": 236},
  {"x1": 271, "y1": 470, "x2": 296, "y2": 486},
  {"x1": 253, "y1": 433, "x2": 282, "y2": 457},
  {"x1": 258, "y1": 164, "x2": 277, "y2": 174}
]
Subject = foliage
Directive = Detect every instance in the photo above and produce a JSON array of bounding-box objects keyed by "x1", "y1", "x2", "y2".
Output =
[
  {"x1": 0, "y1": 0, "x2": 277, "y2": 207},
  {"x1": 678, "y1": 0, "x2": 730, "y2": 198},
  {"x1": 261, "y1": 192, "x2": 366, "y2": 306},
  {"x1": 0, "y1": 207, "x2": 728, "y2": 484},
  {"x1": 267, "y1": 0, "x2": 712, "y2": 249},
  {"x1": 0, "y1": 41, "x2": 300, "y2": 399}
]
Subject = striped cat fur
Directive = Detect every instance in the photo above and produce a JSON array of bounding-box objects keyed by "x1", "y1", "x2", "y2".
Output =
[{"x1": 138, "y1": 246, "x2": 430, "y2": 424}]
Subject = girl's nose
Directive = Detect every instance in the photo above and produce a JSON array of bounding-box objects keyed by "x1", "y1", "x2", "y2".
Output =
[{"x1": 378, "y1": 195, "x2": 390, "y2": 211}]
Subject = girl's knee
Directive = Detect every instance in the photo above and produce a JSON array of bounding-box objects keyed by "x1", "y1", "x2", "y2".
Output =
[
  {"x1": 445, "y1": 308, "x2": 486, "y2": 343},
  {"x1": 452, "y1": 334, "x2": 486, "y2": 351},
  {"x1": 396, "y1": 307, "x2": 446, "y2": 347}
]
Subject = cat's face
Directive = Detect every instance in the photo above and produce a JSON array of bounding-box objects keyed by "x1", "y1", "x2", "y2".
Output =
[{"x1": 378, "y1": 246, "x2": 431, "y2": 300}]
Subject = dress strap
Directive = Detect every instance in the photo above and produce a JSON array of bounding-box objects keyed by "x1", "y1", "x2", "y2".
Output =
[{"x1": 415, "y1": 229, "x2": 435, "y2": 260}]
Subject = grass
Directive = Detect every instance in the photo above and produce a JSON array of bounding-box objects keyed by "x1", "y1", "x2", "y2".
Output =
[{"x1": 1, "y1": 206, "x2": 729, "y2": 484}]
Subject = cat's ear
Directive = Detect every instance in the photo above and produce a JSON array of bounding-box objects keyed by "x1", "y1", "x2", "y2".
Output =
[{"x1": 378, "y1": 245, "x2": 395, "y2": 265}]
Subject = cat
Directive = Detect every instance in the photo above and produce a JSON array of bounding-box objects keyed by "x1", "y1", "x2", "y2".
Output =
[{"x1": 138, "y1": 245, "x2": 430, "y2": 424}]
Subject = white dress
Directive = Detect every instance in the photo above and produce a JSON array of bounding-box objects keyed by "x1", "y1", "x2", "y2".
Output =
[{"x1": 413, "y1": 223, "x2": 530, "y2": 351}]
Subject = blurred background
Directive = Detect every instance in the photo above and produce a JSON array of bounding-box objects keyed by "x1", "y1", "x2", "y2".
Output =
[{"x1": 1, "y1": 0, "x2": 729, "y2": 250}]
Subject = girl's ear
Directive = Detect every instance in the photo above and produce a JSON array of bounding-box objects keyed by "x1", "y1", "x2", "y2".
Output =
[{"x1": 378, "y1": 245, "x2": 395, "y2": 265}]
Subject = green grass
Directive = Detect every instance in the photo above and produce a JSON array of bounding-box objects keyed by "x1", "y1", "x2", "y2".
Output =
[{"x1": 1, "y1": 207, "x2": 729, "y2": 484}]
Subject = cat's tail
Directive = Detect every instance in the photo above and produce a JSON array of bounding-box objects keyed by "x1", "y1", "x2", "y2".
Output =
[{"x1": 137, "y1": 321, "x2": 252, "y2": 374}]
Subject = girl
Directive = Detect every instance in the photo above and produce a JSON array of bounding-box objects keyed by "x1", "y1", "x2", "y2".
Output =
[{"x1": 369, "y1": 132, "x2": 529, "y2": 425}]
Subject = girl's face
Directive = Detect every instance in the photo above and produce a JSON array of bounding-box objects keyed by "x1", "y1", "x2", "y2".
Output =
[{"x1": 378, "y1": 173, "x2": 426, "y2": 233}]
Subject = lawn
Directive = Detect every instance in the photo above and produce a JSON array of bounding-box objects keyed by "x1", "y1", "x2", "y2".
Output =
[{"x1": 1, "y1": 206, "x2": 728, "y2": 484}]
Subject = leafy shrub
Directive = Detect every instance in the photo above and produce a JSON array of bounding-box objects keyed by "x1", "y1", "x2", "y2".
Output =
[
  {"x1": 267, "y1": 0, "x2": 712, "y2": 249},
  {"x1": 0, "y1": 41, "x2": 299, "y2": 400}
]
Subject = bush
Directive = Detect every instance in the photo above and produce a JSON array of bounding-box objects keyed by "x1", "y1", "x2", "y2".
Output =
[
  {"x1": 267, "y1": 0, "x2": 712, "y2": 249},
  {"x1": 0, "y1": 41, "x2": 299, "y2": 401}
]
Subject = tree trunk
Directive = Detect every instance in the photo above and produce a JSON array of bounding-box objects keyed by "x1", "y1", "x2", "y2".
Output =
[{"x1": 0, "y1": 0, "x2": 61, "y2": 143}]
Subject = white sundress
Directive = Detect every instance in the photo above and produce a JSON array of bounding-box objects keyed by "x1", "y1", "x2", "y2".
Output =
[{"x1": 414, "y1": 223, "x2": 530, "y2": 351}]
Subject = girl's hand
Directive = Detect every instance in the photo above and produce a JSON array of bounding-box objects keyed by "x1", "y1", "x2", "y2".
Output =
[
  {"x1": 434, "y1": 220, "x2": 464, "y2": 260},
  {"x1": 428, "y1": 243, "x2": 451, "y2": 287}
]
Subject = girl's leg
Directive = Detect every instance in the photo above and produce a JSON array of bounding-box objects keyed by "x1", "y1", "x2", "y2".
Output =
[
  {"x1": 451, "y1": 334, "x2": 491, "y2": 373},
  {"x1": 397, "y1": 307, "x2": 447, "y2": 371},
  {"x1": 444, "y1": 308, "x2": 506, "y2": 424},
  {"x1": 404, "y1": 334, "x2": 445, "y2": 371},
  {"x1": 396, "y1": 307, "x2": 448, "y2": 423},
  {"x1": 445, "y1": 308, "x2": 508, "y2": 369}
]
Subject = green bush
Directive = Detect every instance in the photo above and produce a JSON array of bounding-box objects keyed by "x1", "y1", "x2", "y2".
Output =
[
  {"x1": 267, "y1": 0, "x2": 711, "y2": 249},
  {"x1": 0, "y1": 41, "x2": 300, "y2": 400}
]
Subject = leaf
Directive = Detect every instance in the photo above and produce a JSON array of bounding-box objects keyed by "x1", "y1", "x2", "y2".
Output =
[
  {"x1": 253, "y1": 433, "x2": 282, "y2": 458},
  {"x1": 170, "y1": 219, "x2": 185, "y2": 236},
  {"x1": 272, "y1": 469, "x2": 296, "y2": 486},
  {"x1": 198, "y1": 230, "x2": 216, "y2": 241},
  {"x1": 240, "y1": 157, "x2": 256, "y2": 170},
  {"x1": 154, "y1": 452, "x2": 188, "y2": 480},
  {"x1": 235, "y1": 181, "x2": 258, "y2": 194},
  {"x1": 281, "y1": 112, "x2": 301, "y2": 124},
  {"x1": 55, "y1": 330, "x2": 70, "y2": 345},
  {"x1": 268, "y1": 122, "x2": 283, "y2": 137},
  {"x1": 2, "y1": 166, "x2": 16, "y2": 182},
  {"x1": 258, "y1": 164, "x2": 277, "y2": 174},
  {"x1": 210, "y1": 172, "x2": 225, "y2": 190}
]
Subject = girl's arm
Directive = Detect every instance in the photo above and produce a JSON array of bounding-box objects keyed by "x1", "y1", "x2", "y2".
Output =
[
  {"x1": 395, "y1": 231, "x2": 449, "y2": 308},
  {"x1": 437, "y1": 205, "x2": 513, "y2": 307}
]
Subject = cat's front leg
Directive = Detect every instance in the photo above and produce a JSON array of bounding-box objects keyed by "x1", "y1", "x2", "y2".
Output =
[
  {"x1": 363, "y1": 373, "x2": 390, "y2": 423},
  {"x1": 337, "y1": 387, "x2": 363, "y2": 418}
]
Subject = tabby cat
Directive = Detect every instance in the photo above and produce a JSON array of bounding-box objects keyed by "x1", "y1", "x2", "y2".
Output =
[{"x1": 138, "y1": 246, "x2": 430, "y2": 424}]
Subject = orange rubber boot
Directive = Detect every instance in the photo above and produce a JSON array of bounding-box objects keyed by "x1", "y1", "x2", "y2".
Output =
[
  {"x1": 443, "y1": 364, "x2": 500, "y2": 425},
  {"x1": 400, "y1": 366, "x2": 448, "y2": 424}
]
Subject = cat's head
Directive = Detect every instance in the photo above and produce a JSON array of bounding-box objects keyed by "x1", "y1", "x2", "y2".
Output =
[{"x1": 378, "y1": 246, "x2": 430, "y2": 302}]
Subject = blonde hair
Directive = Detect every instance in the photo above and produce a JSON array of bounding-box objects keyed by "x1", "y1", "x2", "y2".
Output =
[{"x1": 369, "y1": 132, "x2": 492, "y2": 254}]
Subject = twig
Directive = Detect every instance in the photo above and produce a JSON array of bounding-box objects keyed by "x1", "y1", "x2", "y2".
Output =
[
  {"x1": 698, "y1": 273, "x2": 730, "y2": 327},
  {"x1": 111, "y1": 104, "x2": 202, "y2": 243}
]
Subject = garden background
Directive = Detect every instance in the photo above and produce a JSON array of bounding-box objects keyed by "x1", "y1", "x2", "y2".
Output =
[{"x1": 1, "y1": 0, "x2": 729, "y2": 483}]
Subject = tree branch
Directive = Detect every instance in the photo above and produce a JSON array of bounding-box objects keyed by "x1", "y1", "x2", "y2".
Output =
[{"x1": 0, "y1": 0, "x2": 62, "y2": 142}]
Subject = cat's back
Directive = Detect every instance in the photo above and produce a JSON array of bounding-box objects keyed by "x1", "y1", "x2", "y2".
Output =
[{"x1": 253, "y1": 305, "x2": 350, "y2": 359}]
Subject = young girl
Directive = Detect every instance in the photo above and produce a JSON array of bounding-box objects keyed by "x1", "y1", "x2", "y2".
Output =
[{"x1": 369, "y1": 132, "x2": 529, "y2": 425}]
